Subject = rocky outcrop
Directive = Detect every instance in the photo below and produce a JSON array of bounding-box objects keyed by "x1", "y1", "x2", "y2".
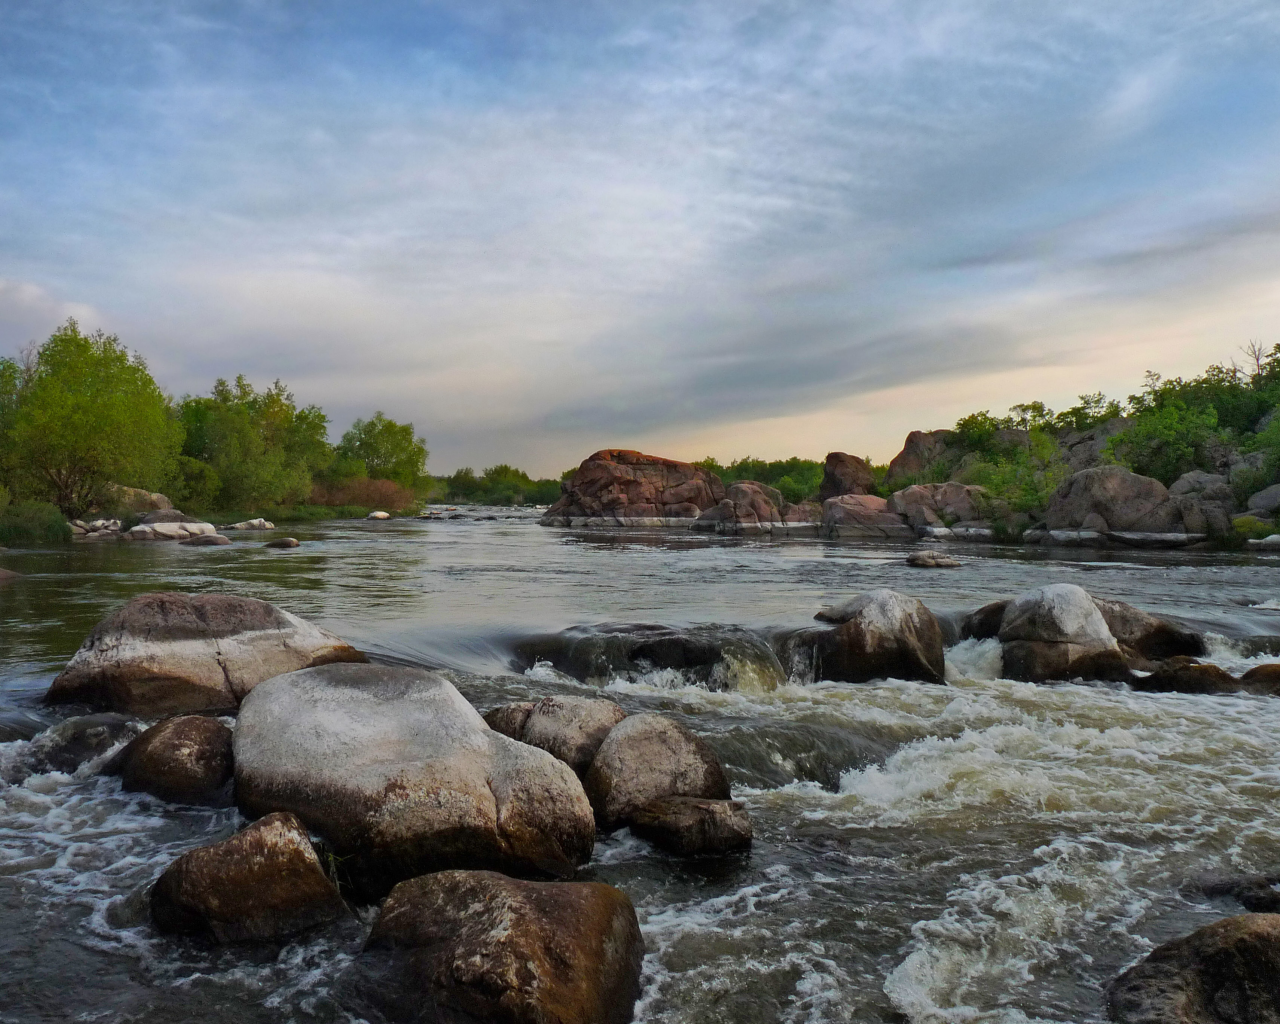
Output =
[
  {"x1": 998, "y1": 584, "x2": 1130, "y2": 682},
  {"x1": 1091, "y1": 597, "x2": 1207, "y2": 664},
  {"x1": 234, "y1": 664, "x2": 596, "y2": 897},
  {"x1": 693, "y1": 480, "x2": 818, "y2": 533},
  {"x1": 1060, "y1": 417, "x2": 1128, "y2": 474},
  {"x1": 1044, "y1": 466, "x2": 1218, "y2": 537},
  {"x1": 885, "y1": 430, "x2": 954, "y2": 486},
  {"x1": 888, "y1": 482, "x2": 993, "y2": 530},
  {"x1": 631, "y1": 796, "x2": 752, "y2": 856},
  {"x1": 806, "y1": 589, "x2": 946, "y2": 684},
  {"x1": 584, "y1": 713, "x2": 731, "y2": 831},
  {"x1": 508, "y1": 695, "x2": 627, "y2": 776},
  {"x1": 349, "y1": 870, "x2": 643, "y2": 1024},
  {"x1": 108, "y1": 715, "x2": 233, "y2": 805},
  {"x1": 542, "y1": 449, "x2": 725, "y2": 525},
  {"x1": 1107, "y1": 914, "x2": 1280, "y2": 1024},
  {"x1": 817, "y1": 452, "x2": 875, "y2": 501},
  {"x1": 125, "y1": 510, "x2": 220, "y2": 542},
  {"x1": 820, "y1": 494, "x2": 914, "y2": 540},
  {"x1": 150, "y1": 812, "x2": 347, "y2": 942},
  {"x1": 104, "y1": 484, "x2": 173, "y2": 514},
  {"x1": 45, "y1": 593, "x2": 366, "y2": 714}
]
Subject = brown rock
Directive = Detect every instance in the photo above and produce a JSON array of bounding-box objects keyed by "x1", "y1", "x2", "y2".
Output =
[
  {"x1": 821, "y1": 494, "x2": 914, "y2": 540},
  {"x1": 179, "y1": 534, "x2": 231, "y2": 546},
  {"x1": 888, "y1": 482, "x2": 991, "y2": 529},
  {"x1": 151, "y1": 812, "x2": 347, "y2": 942},
  {"x1": 483, "y1": 701, "x2": 537, "y2": 739},
  {"x1": 584, "y1": 713, "x2": 730, "y2": 831},
  {"x1": 631, "y1": 796, "x2": 752, "y2": 856},
  {"x1": 998, "y1": 585, "x2": 1130, "y2": 683},
  {"x1": 1107, "y1": 913, "x2": 1280, "y2": 1023},
  {"x1": 1131, "y1": 658, "x2": 1242, "y2": 696},
  {"x1": 110, "y1": 715, "x2": 233, "y2": 804},
  {"x1": 809, "y1": 589, "x2": 946, "y2": 684},
  {"x1": 263, "y1": 537, "x2": 300, "y2": 548},
  {"x1": 886, "y1": 430, "x2": 954, "y2": 486},
  {"x1": 355, "y1": 870, "x2": 643, "y2": 1024},
  {"x1": 1045, "y1": 466, "x2": 1208, "y2": 534},
  {"x1": 1241, "y1": 663, "x2": 1280, "y2": 696},
  {"x1": 543, "y1": 449, "x2": 724, "y2": 522},
  {"x1": 906, "y1": 549, "x2": 961, "y2": 568},
  {"x1": 817, "y1": 452, "x2": 874, "y2": 501},
  {"x1": 520, "y1": 695, "x2": 628, "y2": 776},
  {"x1": 961, "y1": 600, "x2": 1009, "y2": 641},
  {"x1": 0, "y1": 568, "x2": 22, "y2": 584},
  {"x1": 1092, "y1": 597, "x2": 1206, "y2": 661}
]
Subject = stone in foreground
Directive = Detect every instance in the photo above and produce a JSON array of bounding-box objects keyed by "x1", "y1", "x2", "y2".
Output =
[
  {"x1": 998, "y1": 584, "x2": 1130, "y2": 683},
  {"x1": 16, "y1": 713, "x2": 140, "y2": 780},
  {"x1": 151, "y1": 812, "x2": 346, "y2": 942},
  {"x1": 234, "y1": 664, "x2": 595, "y2": 898},
  {"x1": 811, "y1": 589, "x2": 946, "y2": 684},
  {"x1": 350, "y1": 870, "x2": 643, "y2": 1024},
  {"x1": 584, "y1": 713, "x2": 730, "y2": 830},
  {"x1": 1107, "y1": 913, "x2": 1280, "y2": 1023},
  {"x1": 45, "y1": 592, "x2": 366, "y2": 714},
  {"x1": 108, "y1": 715, "x2": 233, "y2": 804},
  {"x1": 518, "y1": 695, "x2": 628, "y2": 775},
  {"x1": 631, "y1": 796, "x2": 753, "y2": 856}
]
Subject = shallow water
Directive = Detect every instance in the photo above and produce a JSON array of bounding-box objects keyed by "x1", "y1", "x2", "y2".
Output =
[{"x1": 3, "y1": 511, "x2": 1280, "y2": 1023}]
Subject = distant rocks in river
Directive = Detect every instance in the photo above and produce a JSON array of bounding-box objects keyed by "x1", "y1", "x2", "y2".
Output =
[
  {"x1": 263, "y1": 537, "x2": 300, "y2": 548},
  {"x1": 179, "y1": 533, "x2": 231, "y2": 546},
  {"x1": 693, "y1": 480, "x2": 819, "y2": 534},
  {"x1": 44, "y1": 592, "x2": 365, "y2": 714},
  {"x1": 126, "y1": 510, "x2": 221, "y2": 542},
  {"x1": 820, "y1": 493, "x2": 915, "y2": 540},
  {"x1": 543, "y1": 448, "x2": 725, "y2": 526},
  {"x1": 366, "y1": 510, "x2": 391, "y2": 519},
  {"x1": 226, "y1": 518, "x2": 274, "y2": 530},
  {"x1": 998, "y1": 584, "x2": 1131, "y2": 684},
  {"x1": 906, "y1": 549, "x2": 960, "y2": 568},
  {"x1": 802, "y1": 589, "x2": 946, "y2": 685}
]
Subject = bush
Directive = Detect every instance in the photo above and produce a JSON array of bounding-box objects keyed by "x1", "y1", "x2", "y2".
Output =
[
  {"x1": 310, "y1": 476, "x2": 418, "y2": 510},
  {"x1": 1103, "y1": 401, "x2": 1219, "y2": 485},
  {"x1": 0, "y1": 500, "x2": 71, "y2": 547},
  {"x1": 954, "y1": 429, "x2": 1069, "y2": 513}
]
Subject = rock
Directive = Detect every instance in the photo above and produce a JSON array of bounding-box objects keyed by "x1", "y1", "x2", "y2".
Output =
[
  {"x1": 126, "y1": 510, "x2": 219, "y2": 541},
  {"x1": 519, "y1": 695, "x2": 628, "y2": 776},
  {"x1": 542, "y1": 449, "x2": 725, "y2": 524},
  {"x1": 45, "y1": 592, "x2": 366, "y2": 714},
  {"x1": 888, "y1": 482, "x2": 991, "y2": 529},
  {"x1": 693, "y1": 481, "x2": 785, "y2": 532},
  {"x1": 998, "y1": 584, "x2": 1130, "y2": 683},
  {"x1": 1229, "y1": 450, "x2": 1268, "y2": 484},
  {"x1": 1106, "y1": 914, "x2": 1280, "y2": 1024},
  {"x1": 483, "y1": 701, "x2": 537, "y2": 739},
  {"x1": 350, "y1": 870, "x2": 643, "y2": 1024},
  {"x1": 366, "y1": 511, "x2": 391, "y2": 520},
  {"x1": 0, "y1": 567, "x2": 21, "y2": 584},
  {"x1": 885, "y1": 430, "x2": 955, "y2": 487},
  {"x1": 817, "y1": 452, "x2": 875, "y2": 501},
  {"x1": 234, "y1": 663, "x2": 595, "y2": 897},
  {"x1": 104, "y1": 484, "x2": 173, "y2": 513},
  {"x1": 584, "y1": 713, "x2": 730, "y2": 831},
  {"x1": 264, "y1": 537, "x2": 300, "y2": 548},
  {"x1": 961, "y1": 600, "x2": 1009, "y2": 641},
  {"x1": 108, "y1": 715, "x2": 233, "y2": 804},
  {"x1": 1248, "y1": 483, "x2": 1280, "y2": 516},
  {"x1": 1130, "y1": 658, "x2": 1244, "y2": 696},
  {"x1": 1081, "y1": 511, "x2": 1110, "y2": 533},
  {"x1": 1046, "y1": 466, "x2": 1208, "y2": 535},
  {"x1": 808, "y1": 589, "x2": 946, "y2": 684},
  {"x1": 1247, "y1": 535, "x2": 1280, "y2": 551},
  {"x1": 22, "y1": 713, "x2": 140, "y2": 776},
  {"x1": 1241, "y1": 663, "x2": 1280, "y2": 695},
  {"x1": 820, "y1": 494, "x2": 914, "y2": 540},
  {"x1": 906, "y1": 549, "x2": 960, "y2": 568},
  {"x1": 150, "y1": 811, "x2": 346, "y2": 942},
  {"x1": 1198, "y1": 874, "x2": 1280, "y2": 913},
  {"x1": 179, "y1": 534, "x2": 231, "y2": 546},
  {"x1": 630, "y1": 796, "x2": 752, "y2": 856},
  {"x1": 1060, "y1": 417, "x2": 1128, "y2": 474},
  {"x1": 227, "y1": 518, "x2": 275, "y2": 530},
  {"x1": 1091, "y1": 597, "x2": 1207, "y2": 662},
  {"x1": 1169, "y1": 470, "x2": 1235, "y2": 505}
]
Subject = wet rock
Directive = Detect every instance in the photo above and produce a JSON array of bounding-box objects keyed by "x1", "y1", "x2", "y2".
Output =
[
  {"x1": 998, "y1": 584, "x2": 1130, "y2": 683},
  {"x1": 234, "y1": 663, "x2": 595, "y2": 898},
  {"x1": 584, "y1": 713, "x2": 731, "y2": 831},
  {"x1": 1091, "y1": 597, "x2": 1207, "y2": 662},
  {"x1": 126, "y1": 510, "x2": 219, "y2": 542},
  {"x1": 961, "y1": 600, "x2": 1009, "y2": 641},
  {"x1": 1241, "y1": 663, "x2": 1280, "y2": 695},
  {"x1": 482, "y1": 701, "x2": 537, "y2": 739},
  {"x1": 150, "y1": 811, "x2": 346, "y2": 942},
  {"x1": 888, "y1": 482, "x2": 992, "y2": 530},
  {"x1": 817, "y1": 452, "x2": 875, "y2": 501},
  {"x1": 0, "y1": 567, "x2": 23, "y2": 583},
  {"x1": 1130, "y1": 658, "x2": 1243, "y2": 696},
  {"x1": 1106, "y1": 913, "x2": 1280, "y2": 1024},
  {"x1": 179, "y1": 534, "x2": 231, "y2": 546},
  {"x1": 349, "y1": 870, "x2": 643, "y2": 1024},
  {"x1": 906, "y1": 549, "x2": 961, "y2": 568},
  {"x1": 45, "y1": 592, "x2": 366, "y2": 714},
  {"x1": 809, "y1": 589, "x2": 946, "y2": 684},
  {"x1": 542, "y1": 448, "x2": 725, "y2": 524},
  {"x1": 23, "y1": 713, "x2": 140, "y2": 776},
  {"x1": 108, "y1": 715, "x2": 233, "y2": 804},
  {"x1": 1198, "y1": 874, "x2": 1280, "y2": 913},
  {"x1": 366, "y1": 511, "x2": 391, "y2": 520},
  {"x1": 630, "y1": 796, "x2": 752, "y2": 856},
  {"x1": 264, "y1": 537, "x2": 300, "y2": 548},
  {"x1": 519, "y1": 695, "x2": 628, "y2": 775},
  {"x1": 513, "y1": 622, "x2": 785, "y2": 692},
  {"x1": 820, "y1": 494, "x2": 914, "y2": 540}
]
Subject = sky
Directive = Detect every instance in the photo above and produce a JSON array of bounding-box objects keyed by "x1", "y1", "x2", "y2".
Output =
[{"x1": 3, "y1": 1, "x2": 1280, "y2": 476}]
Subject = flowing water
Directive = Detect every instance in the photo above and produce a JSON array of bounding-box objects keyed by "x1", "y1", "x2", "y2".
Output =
[{"x1": 3, "y1": 511, "x2": 1280, "y2": 1024}]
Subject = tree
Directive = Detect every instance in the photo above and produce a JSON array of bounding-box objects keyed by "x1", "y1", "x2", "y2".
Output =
[
  {"x1": 6, "y1": 320, "x2": 182, "y2": 517},
  {"x1": 338, "y1": 412, "x2": 428, "y2": 489}
]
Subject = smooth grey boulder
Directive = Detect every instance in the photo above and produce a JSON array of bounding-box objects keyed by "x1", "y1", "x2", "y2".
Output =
[
  {"x1": 108, "y1": 715, "x2": 233, "y2": 804},
  {"x1": 348, "y1": 870, "x2": 643, "y2": 1024},
  {"x1": 1045, "y1": 466, "x2": 1204, "y2": 534},
  {"x1": 999, "y1": 584, "x2": 1130, "y2": 683},
  {"x1": 151, "y1": 811, "x2": 346, "y2": 942},
  {"x1": 631, "y1": 796, "x2": 752, "y2": 856},
  {"x1": 1248, "y1": 483, "x2": 1280, "y2": 516},
  {"x1": 584, "y1": 713, "x2": 730, "y2": 831},
  {"x1": 1091, "y1": 597, "x2": 1206, "y2": 664},
  {"x1": 234, "y1": 664, "x2": 596, "y2": 898},
  {"x1": 1107, "y1": 914, "x2": 1280, "y2": 1023},
  {"x1": 45, "y1": 592, "x2": 366, "y2": 714},
  {"x1": 809, "y1": 589, "x2": 946, "y2": 684},
  {"x1": 519, "y1": 695, "x2": 628, "y2": 776}
]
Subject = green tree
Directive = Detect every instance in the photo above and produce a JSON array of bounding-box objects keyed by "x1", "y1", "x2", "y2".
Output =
[
  {"x1": 338, "y1": 412, "x2": 428, "y2": 489},
  {"x1": 6, "y1": 320, "x2": 182, "y2": 517},
  {"x1": 1103, "y1": 400, "x2": 1218, "y2": 484}
]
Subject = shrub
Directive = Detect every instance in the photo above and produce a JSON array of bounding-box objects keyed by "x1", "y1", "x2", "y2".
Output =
[
  {"x1": 1103, "y1": 401, "x2": 1219, "y2": 485},
  {"x1": 0, "y1": 500, "x2": 71, "y2": 547}
]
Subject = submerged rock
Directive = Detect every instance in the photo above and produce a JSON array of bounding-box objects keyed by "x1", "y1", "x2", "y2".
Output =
[
  {"x1": 234, "y1": 663, "x2": 595, "y2": 898},
  {"x1": 817, "y1": 452, "x2": 875, "y2": 501},
  {"x1": 584, "y1": 713, "x2": 731, "y2": 831},
  {"x1": 542, "y1": 448, "x2": 724, "y2": 524},
  {"x1": 20, "y1": 713, "x2": 140, "y2": 778},
  {"x1": 1130, "y1": 658, "x2": 1244, "y2": 696},
  {"x1": 998, "y1": 584, "x2": 1130, "y2": 683},
  {"x1": 631, "y1": 796, "x2": 752, "y2": 856},
  {"x1": 179, "y1": 534, "x2": 231, "y2": 546},
  {"x1": 263, "y1": 537, "x2": 300, "y2": 549},
  {"x1": 1107, "y1": 913, "x2": 1280, "y2": 1024},
  {"x1": 151, "y1": 812, "x2": 346, "y2": 942},
  {"x1": 45, "y1": 592, "x2": 366, "y2": 714},
  {"x1": 906, "y1": 549, "x2": 961, "y2": 568},
  {"x1": 348, "y1": 870, "x2": 643, "y2": 1024},
  {"x1": 108, "y1": 715, "x2": 233, "y2": 805},
  {"x1": 808, "y1": 589, "x2": 946, "y2": 684}
]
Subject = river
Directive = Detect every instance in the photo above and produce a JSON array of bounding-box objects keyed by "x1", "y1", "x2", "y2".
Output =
[{"x1": 2, "y1": 509, "x2": 1280, "y2": 1023}]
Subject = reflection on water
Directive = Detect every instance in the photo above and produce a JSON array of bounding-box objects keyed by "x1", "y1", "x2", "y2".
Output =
[{"x1": 3, "y1": 512, "x2": 1280, "y2": 1023}]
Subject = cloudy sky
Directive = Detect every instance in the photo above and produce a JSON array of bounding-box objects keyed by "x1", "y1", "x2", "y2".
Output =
[{"x1": 3, "y1": 1, "x2": 1280, "y2": 475}]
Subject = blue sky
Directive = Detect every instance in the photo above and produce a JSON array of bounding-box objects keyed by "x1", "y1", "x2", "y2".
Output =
[{"x1": 3, "y1": 1, "x2": 1280, "y2": 474}]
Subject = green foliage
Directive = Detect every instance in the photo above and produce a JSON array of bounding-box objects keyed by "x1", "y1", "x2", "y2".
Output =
[
  {"x1": 171, "y1": 455, "x2": 221, "y2": 512},
  {"x1": 1233, "y1": 515, "x2": 1276, "y2": 541},
  {"x1": 0, "y1": 500, "x2": 71, "y2": 547},
  {"x1": 693, "y1": 455, "x2": 824, "y2": 502},
  {"x1": 951, "y1": 412, "x2": 1008, "y2": 457},
  {"x1": 337, "y1": 412, "x2": 428, "y2": 490},
  {"x1": 5, "y1": 320, "x2": 183, "y2": 518},
  {"x1": 1103, "y1": 400, "x2": 1218, "y2": 485},
  {"x1": 442, "y1": 464, "x2": 561, "y2": 506},
  {"x1": 0, "y1": 483, "x2": 8, "y2": 515},
  {"x1": 1054, "y1": 392, "x2": 1123, "y2": 432},
  {"x1": 955, "y1": 429, "x2": 1070, "y2": 513}
]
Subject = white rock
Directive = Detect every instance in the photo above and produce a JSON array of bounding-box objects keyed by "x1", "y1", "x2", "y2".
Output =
[
  {"x1": 367, "y1": 511, "x2": 391, "y2": 520},
  {"x1": 228, "y1": 518, "x2": 275, "y2": 530}
]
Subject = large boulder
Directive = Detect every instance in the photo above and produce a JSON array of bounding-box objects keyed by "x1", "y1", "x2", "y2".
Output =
[
  {"x1": 1248, "y1": 483, "x2": 1280, "y2": 517},
  {"x1": 107, "y1": 715, "x2": 233, "y2": 804},
  {"x1": 501, "y1": 695, "x2": 627, "y2": 776},
  {"x1": 542, "y1": 449, "x2": 725, "y2": 524},
  {"x1": 887, "y1": 482, "x2": 992, "y2": 529},
  {"x1": 584, "y1": 713, "x2": 730, "y2": 831},
  {"x1": 1091, "y1": 597, "x2": 1207, "y2": 663},
  {"x1": 885, "y1": 430, "x2": 954, "y2": 486},
  {"x1": 817, "y1": 452, "x2": 875, "y2": 501},
  {"x1": 349, "y1": 870, "x2": 643, "y2": 1024},
  {"x1": 631, "y1": 796, "x2": 752, "y2": 857},
  {"x1": 45, "y1": 592, "x2": 366, "y2": 714},
  {"x1": 1045, "y1": 466, "x2": 1210, "y2": 535},
  {"x1": 807, "y1": 589, "x2": 946, "y2": 684},
  {"x1": 820, "y1": 494, "x2": 914, "y2": 540},
  {"x1": 1107, "y1": 914, "x2": 1280, "y2": 1023},
  {"x1": 234, "y1": 663, "x2": 596, "y2": 898},
  {"x1": 1129, "y1": 659, "x2": 1246, "y2": 696},
  {"x1": 125, "y1": 510, "x2": 220, "y2": 542},
  {"x1": 150, "y1": 811, "x2": 347, "y2": 942},
  {"x1": 104, "y1": 484, "x2": 173, "y2": 514},
  {"x1": 998, "y1": 584, "x2": 1129, "y2": 682},
  {"x1": 1060, "y1": 417, "x2": 1129, "y2": 473}
]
